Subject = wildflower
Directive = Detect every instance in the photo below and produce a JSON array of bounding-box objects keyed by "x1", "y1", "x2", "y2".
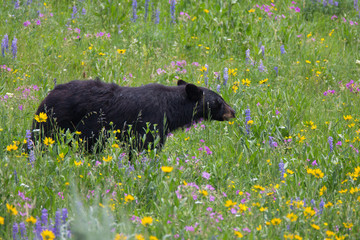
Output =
[
  {"x1": 204, "y1": 9, "x2": 209, "y2": 13},
  {"x1": 216, "y1": 84, "x2": 221, "y2": 92},
  {"x1": 7, "y1": 143, "x2": 18, "y2": 151},
  {"x1": 114, "y1": 233, "x2": 127, "y2": 240},
  {"x1": 170, "y1": 0, "x2": 176, "y2": 24},
  {"x1": 103, "y1": 155, "x2": 113, "y2": 162},
  {"x1": 204, "y1": 64, "x2": 209, "y2": 85},
  {"x1": 245, "y1": 49, "x2": 251, "y2": 64},
  {"x1": 202, "y1": 171, "x2": 210, "y2": 179},
  {"x1": 260, "y1": 45, "x2": 265, "y2": 57},
  {"x1": 43, "y1": 137, "x2": 55, "y2": 146},
  {"x1": 161, "y1": 166, "x2": 173, "y2": 173},
  {"x1": 242, "y1": 78, "x2": 251, "y2": 86},
  {"x1": 11, "y1": 37, "x2": 17, "y2": 59},
  {"x1": 41, "y1": 229, "x2": 55, "y2": 240},
  {"x1": 234, "y1": 231, "x2": 243, "y2": 238},
  {"x1": 311, "y1": 223, "x2": 320, "y2": 230},
  {"x1": 280, "y1": 45, "x2": 286, "y2": 54},
  {"x1": 307, "y1": 168, "x2": 324, "y2": 178},
  {"x1": 141, "y1": 216, "x2": 153, "y2": 226},
  {"x1": 1, "y1": 34, "x2": 9, "y2": 57},
  {"x1": 245, "y1": 107, "x2": 251, "y2": 134},
  {"x1": 6, "y1": 204, "x2": 18, "y2": 215},
  {"x1": 131, "y1": 0, "x2": 138, "y2": 22},
  {"x1": 117, "y1": 49, "x2": 126, "y2": 54},
  {"x1": 303, "y1": 206, "x2": 316, "y2": 218},
  {"x1": 82, "y1": 8, "x2": 86, "y2": 15},
  {"x1": 144, "y1": 0, "x2": 149, "y2": 21},
  {"x1": 34, "y1": 112, "x2": 48, "y2": 122},
  {"x1": 13, "y1": 223, "x2": 19, "y2": 240},
  {"x1": 328, "y1": 136, "x2": 333, "y2": 153},
  {"x1": 125, "y1": 194, "x2": 135, "y2": 202},
  {"x1": 225, "y1": 199, "x2": 237, "y2": 208},
  {"x1": 271, "y1": 218, "x2": 282, "y2": 225},
  {"x1": 24, "y1": 20, "x2": 31, "y2": 27},
  {"x1": 74, "y1": 160, "x2": 82, "y2": 166},
  {"x1": 258, "y1": 59, "x2": 266, "y2": 72},
  {"x1": 71, "y1": 5, "x2": 77, "y2": 19},
  {"x1": 274, "y1": 66, "x2": 278, "y2": 76},
  {"x1": 0, "y1": 216, "x2": 4, "y2": 225},
  {"x1": 287, "y1": 212, "x2": 298, "y2": 222},
  {"x1": 319, "y1": 199, "x2": 325, "y2": 214},
  {"x1": 343, "y1": 222, "x2": 353, "y2": 229},
  {"x1": 26, "y1": 216, "x2": 37, "y2": 224},
  {"x1": 149, "y1": 236, "x2": 158, "y2": 240},
  {"x1": 155, "y1": 8, "x2": 160, "y2": 24},
  {"x1": 223, "y1": 67, "x2": 229, "y2": 85}
]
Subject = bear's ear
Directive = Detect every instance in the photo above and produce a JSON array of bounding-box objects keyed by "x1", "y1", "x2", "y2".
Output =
[
  {"x1": 177, "y1": 79, "x2": 187, "y2": 86},
  {"x1": 185, "y1": 84, "x2": 203, "y2": 101}
]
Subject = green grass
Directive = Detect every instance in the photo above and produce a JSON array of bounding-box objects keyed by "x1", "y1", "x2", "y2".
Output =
[{"x1": 1, "y1": 0, "x2": 360, "y2": 239}]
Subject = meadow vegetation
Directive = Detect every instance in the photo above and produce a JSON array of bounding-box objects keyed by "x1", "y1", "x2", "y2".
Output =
[{"x1": 1, "y1": 0, "x2": 360, "y2": 239}]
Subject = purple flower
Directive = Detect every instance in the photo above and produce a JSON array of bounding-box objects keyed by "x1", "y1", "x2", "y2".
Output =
[
  {"x1": 131, "y1": 0, "x2": 138, "y2": 22},
  {"x1": 36, "y1": 20, "x2": 41, "y2": 25},
  {"x1": 185, "y1": 226, "x2": 194, "y2": 231},
  {"x1": 54, "y1": 209, "x2": 61, "y2": 237},
  {"x1": 25, "y1": 130, "x2": 33, "y2": 150},
  {"x1": 155, "y1": 8, "x2": 160, "y2": 24},
  {"x1": 1, "y1": 34, "x2": 9, "y2": 57},
  {"x1": 319, "y1": 198, "x2": 325, "y2": 214},
  {"x1": 11, "y1": 37, "x2": 17, "y2": 59},
  {"x1": 144, "y1": 0, "x2": 150, "y2": 21},
  {"x1": 328, "y1": 136, "x2": 333, "y2": 153},
  {"x1": 62, "y1": 208, "x2": 68, "y2": 224},
  {"x1": 274, "y1": 66, "x2": 278, "y2": 76},
  {"x1": 207, "y1": 207, "x2": 213, "y2": 212},
  {"x1": 204, "y1": 64, "x2": 209, "y2": 85},
  {"x1": 19, "y1": 222, "x2": 27, "y2": 239},
  {"x1": 260, "y1": 45, "x2": 265, "y2": 57},
  {"x1": 280, "y1": 45, "x2": 286, "y2": 54},
  {"x1": 13, "y1": 222, "x2": 19, "y2": 240},
  {"x1": 82, "y1": 8, "x2": 86, "y2": 15},
  {"x1": 258, "y1": 59, "x2": 266, "y2": 72},
  {"x1": 170, "y1": 0, "x2": 176, "y2": 24},
  {"x1": 41, "y1": 208, "x2": 48, "y2": 226},
  {"x1": 245, "y1": 107, "x2": 251, "y2": 134},
  {"x1": 14, "y1": 0, "x2": 20, "y2": 9},
  {"x1": 311, "y1": 160, "x2": 318, "y2": 166},
  {"x1": 223, "y1": 67, "x2": 228, "y2": 85},
  {"x1": 202, "y1": 171, "x2": 210, "y2": 179},
  {"x1": 72, "y1": 5, "x2": 77, "y2": 19},
  {"x1": 245, "y1": 49, "x2": 251, "y2": 64},
  {"x1": 230, "y1": 208, "x2": 237, "y2": 214},
  {"x1": 216, "y1": 84, "x2": 221, "y2": 92},
  {"x1": 279, "y1": 159, "x2": 285, "y2": 180},
  {"x1": 331, "y1": 15, "x2": 338, "y2": 20},
  {"x1": 23, "y1": 21, "x2": 31, "y2": 27}
]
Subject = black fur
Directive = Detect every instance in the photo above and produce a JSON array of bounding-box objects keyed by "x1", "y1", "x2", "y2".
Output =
[{"x1": 32, "y1": 79, "x2": 235, "y2": 152}]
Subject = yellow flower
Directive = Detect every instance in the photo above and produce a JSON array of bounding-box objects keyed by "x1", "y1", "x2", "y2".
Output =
[
  {"x1": 75, "y1": 131, "x2": 82, "y2": 135},
  {"x1": 124, "y1": 194, "x2": 135, "y2": 203},
  {"x1": 259, "y1": 78, "x2": 268, "y2": 84},
  {"x1": 247, "y1": 120, "x2": 254, "y2": 125},
  {"x1": 199, "y1": 66, "x2": 208, "y2": 72},
  {"x1": 112, "y1": 143, "x2": 119, "y2": 148},
  {"x1": 286, "y1": 212, "x2": 298, "y2": 222},
  {"x1": 74, "y1": 160, "x2": 82, "y2": 166},
  {"x1": 149, "y1": 236, "x2": 158, "y2": 240},
  {"x1": 242, "y1": 78, "x2": 251, "y2": 86},
  {"x1": 303, "y1": 207, "x2": 316, "y2": 218},
  {"x1": 203, "y1": 9, "x2": 209, "y2": 13},
  {"x1": 6, "y1": 143, "x2": 18, "y2": 151},
  {"x1": 234, "y1": 231, "x2": 243, "y2": 238},
  {"x1": 199, "y1": 189, "x2": 208, "y2": 196},
  {"x1": 191, "y1": 16, "x2": 197, "y2": 21},
  {"x1": 307, "y1": 168, "x2": 324, "y2": 178},
  {"x1": 6, "y1": 204, "x2": 18, "y2": 216},
  {"x1": 305, "y1": 60, "x2": 311, "y2": 64},
  {"x1": 256, "y1": 225, "x2": 262, "y2": 231},
  {"x1": 141, "y1": 216, "x2": 153, "y2": 226},
  {"x1": 343, "y1": 222, "x2": 353, "y2": 228},
  {"x1": 114, "y1": 233, "x2": 127, "y2": 240},
  {"x1": 297, "y1": 133, "x2": 306, "y2": 143},
  {"x1": 161, "y1": 166, "x2": 173, "y2": 173},
  {"x1": 248, "y1": 8, "x2": 255, "y2": 13},
  {"x1": 259, "y1": 207, "x2": 268, "y2": 212},
  {"x1": 103, "y1": 155, "x2": 113, "y2": 162},
  {"x1": 238, "y1": 203, "x2": 247, "y2": 213},
  {"x1": 43, "y1": 137, "x2": 55, "y2": 146},
  {"x1": 294, "y1": 235, "x2": 302, "y2": 240},
  {"x1": 225, "y1": 199, "x2": 237, "y2": 208},
  {"x1": 41, "y1": 230, "x2": 55, "y2": 240},
  {"x1": 271, "y1": 218, "x2": 281, "y2": 225},
  {"x1": 311, "y1": 223, "x2": 320, "y2": 230},
  {"x1": 26, "y1": 216, "x2": 37, "y2": 224},
  {"x1": 0, "y1": 216, "x2": 4, "y2": 225},
  {"x1": 319, "y1": 185, "x2": 327, "y2": 196},
  {"x1": 326, "y1": 231, "x2": 335, "y2": 237},
  {"x1": 117, "y1": 49, "x2": 126, "y2": 54},
  {"x1": 135, "y1": 234, "x2": 145, "y2": 240},
  {"x1": 34, "y1": 112, "x2": 48, "y2": 122}
]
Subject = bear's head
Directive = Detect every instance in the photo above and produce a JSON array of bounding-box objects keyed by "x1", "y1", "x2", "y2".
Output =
[{"x1": 178, "y1": 80, "x2": 236, "y2": 121}]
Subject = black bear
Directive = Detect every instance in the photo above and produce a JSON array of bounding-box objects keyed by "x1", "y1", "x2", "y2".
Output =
[{"x1": 32, "y1": 79, "x2": 235, "y2": 152}]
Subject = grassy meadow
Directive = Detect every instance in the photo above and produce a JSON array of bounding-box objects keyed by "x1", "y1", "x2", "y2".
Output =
[{"x1": 1, "y1": 0, "x2": 360, "y2": 239}]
